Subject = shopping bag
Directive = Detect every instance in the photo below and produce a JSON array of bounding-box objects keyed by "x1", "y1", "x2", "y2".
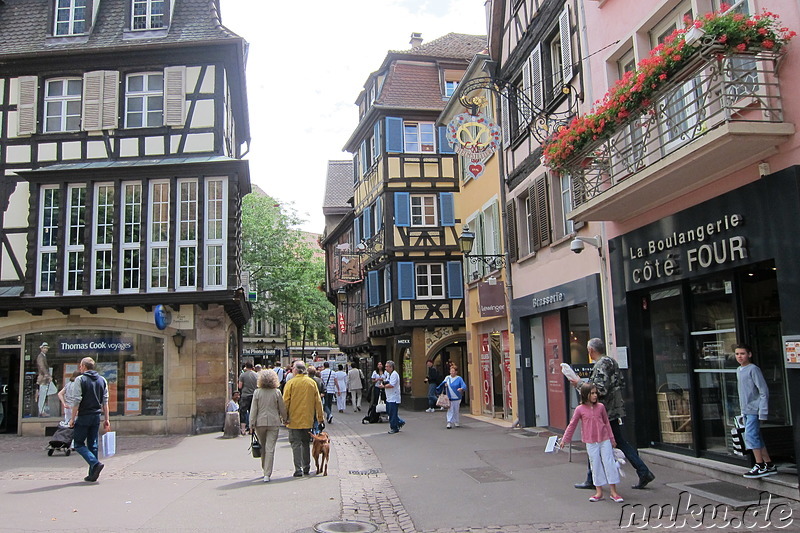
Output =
[
  {"x1": 731, "y1": 415, "x2": 746, "y2": 456},
  {"x1": 101, "y1": 431, "x2": 116, "y2": 458},
  {"x1": 560, "y1": 363, "x2": 579, "y2": 382},
  {"x1": 544, "y1": 435, "x2": 560, "y2": 453},
  {"x1": 375, "y1": 400, "x2": 387, "y2": 414},
  {"x1": 436, "y1": 392, "x2": 451, "y2": 408}
]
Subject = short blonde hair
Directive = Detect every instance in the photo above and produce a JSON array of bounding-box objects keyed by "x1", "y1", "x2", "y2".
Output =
[{"x1": 257, "y1": 369, "x2": 280, "y2": 389}]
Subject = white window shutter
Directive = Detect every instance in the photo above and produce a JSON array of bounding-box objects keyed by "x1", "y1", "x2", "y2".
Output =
[
  {"x1": 17, "y1": 76, "x2": 38, "y2": 136},
  {"x1": 82, "y1": 71, "x2": 104, "y2": 131},
  {"x1": 101, "y1": 71, "x2": 120, "y2": 130},
  {"x1": 164, "y1": 66, "x2": 186, "y2": 126},
  {"x1": 500, "y1": 87, "x2": 510, "y2": 146},
  {"x1": 530, "y1": 44, "x2": 544, "y2": 111},
  {"x1": 522, "y1": 56, "x2": 531, "y2": 110},
  {"x1": 559, "y1": 5, "x2": 574, "y2": 84}
]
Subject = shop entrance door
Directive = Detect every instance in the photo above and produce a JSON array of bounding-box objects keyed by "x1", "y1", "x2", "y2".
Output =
[{"x1": 0, "y1": 348, "x2": 20, "y2": 433}]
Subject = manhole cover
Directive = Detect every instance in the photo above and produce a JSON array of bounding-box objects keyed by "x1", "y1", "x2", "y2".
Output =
[
  {"x1": 314, "y1": 521, "x2": 378, "y2": 533},
  {"x1": 461, "y1": 466, "x2": 513, "y2": 483}
]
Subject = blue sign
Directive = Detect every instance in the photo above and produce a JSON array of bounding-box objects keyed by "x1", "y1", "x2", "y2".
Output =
[{"x1": 154, "y1": 304, "x2": 172, "y2": 330}]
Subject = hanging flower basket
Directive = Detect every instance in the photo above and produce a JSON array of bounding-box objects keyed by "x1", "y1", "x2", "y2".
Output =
[{"x1": 542, "y1": 7, "x2": 796, "y2": 171}]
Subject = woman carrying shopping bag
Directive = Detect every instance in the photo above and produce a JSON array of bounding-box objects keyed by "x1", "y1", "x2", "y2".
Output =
[{"x1": 436, "y1": 364, "x2": 466, "y2": 429}]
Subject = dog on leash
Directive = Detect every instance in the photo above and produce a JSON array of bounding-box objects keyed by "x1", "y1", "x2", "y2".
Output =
[{"x1": 310, "y1": 431, "x2": 330, "y2": 476}]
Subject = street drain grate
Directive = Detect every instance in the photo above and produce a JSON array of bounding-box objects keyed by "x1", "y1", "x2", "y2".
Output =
[
  {"x1": 348, "y1": 468, "x2": 382, "y2": 475},
  {"x1": 314, "y1": 520, "x2": 378, "y2": 533},
  {"x1": 462, "y1": 466, "x2": 513, "y2": 483},
  {"x1": 668, "y1": 480, "x2": 788, "y2": 510}
]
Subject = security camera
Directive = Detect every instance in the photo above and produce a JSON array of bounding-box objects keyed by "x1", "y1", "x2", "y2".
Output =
[
  {"x1": 570, "y1": 238, "x2": 585, "y2": 254},
  {"x1": 570, "y1": 235, "x2": 603, "y2": 256}
]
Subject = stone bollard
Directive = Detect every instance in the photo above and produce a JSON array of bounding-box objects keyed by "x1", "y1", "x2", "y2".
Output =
[{"x1": 223, "y1": 411, "x2": 240, "y2": 438}]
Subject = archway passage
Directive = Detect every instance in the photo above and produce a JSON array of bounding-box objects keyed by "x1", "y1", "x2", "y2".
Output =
[{"x1": 427, "y1": 340, "x2": 469, "y2": 407}]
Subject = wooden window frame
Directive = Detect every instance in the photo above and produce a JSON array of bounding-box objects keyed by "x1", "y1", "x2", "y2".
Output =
[{"x1": 44, "y1": 77, "x2": 83, "y2": 133}]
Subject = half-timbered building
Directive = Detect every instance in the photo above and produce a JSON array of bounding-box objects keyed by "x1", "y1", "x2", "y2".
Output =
[
  {"x1": 338, "y1": 33, "x2": 485, "y2": 409},
  {"x1": 0, "y1": 0, "x2": 250, "y2": 436}
]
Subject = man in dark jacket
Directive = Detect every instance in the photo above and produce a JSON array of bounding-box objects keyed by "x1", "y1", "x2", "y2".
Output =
[
  {"x1": 424, "y1": 360, "x2": 443, "y2": 412},
  {"x1": 69, "y1": 357, "x2": 110, "y2": 482}
]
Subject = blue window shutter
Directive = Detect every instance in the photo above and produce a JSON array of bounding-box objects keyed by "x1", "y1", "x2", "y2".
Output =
[
  {"x1": 354, "y1": 215, "x2": 361, "y2": 244},
  {"x1": 386, "y1": 117, "x2": 403, "y2": 153},
  {"x1": 363, "y1": 206, "x2": 372, "y2": 239},
  {"x1": 352, "y1": 153, "x2": 359, "y2": 184},
  {"x1": 446, "y1": 261, "x2": 464, "y2": 299},
  {"x1": 368, "y1": 271, "x2": 380, "y2": 307},
  {"x1": 360, "y1": 140, "x2": 368, "y2": 175},
  {"x1": 373, "y1": 121, "x2": 382, "y2": 159},
  {"x1": 385, "y1": 268, "x2": 391, "y2": 302},
  {"x1": 398, "y1": 262, "x2": 415, "y2": 300},
  {"x1": 439, "y1": 126, "x2": 455, "y2": 154},
  {"x1": 375, "y1": 196, "x2": 383, "y2": 230},
  {"x1": 394, "y1": 192, "x2": 410, "y2": 227},
  {"x1": 439, "y1": 192, "x2": 455, "y2": 227}
]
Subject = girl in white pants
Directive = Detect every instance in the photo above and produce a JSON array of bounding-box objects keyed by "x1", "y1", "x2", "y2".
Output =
[{"x1": 437, "y1": 364, "x2": 467, "y2": 429}]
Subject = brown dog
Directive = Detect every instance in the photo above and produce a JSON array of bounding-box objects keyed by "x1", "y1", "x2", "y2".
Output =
[{"x1": 310, "y1": 431, "x2": 330, "y2": 476}]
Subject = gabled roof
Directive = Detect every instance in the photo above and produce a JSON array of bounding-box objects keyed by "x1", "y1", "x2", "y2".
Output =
[
  {"x1": 323, "y1": 160, "x2": 354, "y2": 213},
  {"x1": 0, "y1": 0, "x2": 243, "y2": 58},
  {"x1": 390, "y1": 32, "x2": 487, "y2": 60}
]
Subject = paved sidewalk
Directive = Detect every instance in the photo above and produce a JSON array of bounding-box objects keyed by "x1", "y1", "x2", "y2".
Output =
[{"x1": 1, "y1": 406, "x2": 797, "y2": 532}]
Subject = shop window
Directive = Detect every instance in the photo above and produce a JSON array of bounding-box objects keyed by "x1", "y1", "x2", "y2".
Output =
[{"x1": 23, "y1": 331, "x2": 165, "y2": 419}]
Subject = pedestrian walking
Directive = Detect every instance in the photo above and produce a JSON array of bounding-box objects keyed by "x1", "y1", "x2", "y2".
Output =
[
  {"x1": 335, "y1": 364, "x2": 348, "y2": 413},
  {"x1": 735, "y1": 344, "x2": 777, "y2": 478},
  {"x1": 319, "y1": 361, "x2": 336, "y2": 423},
  {"x1": 282, "y1": 361, "x2": 325, "y2": 477},
  {"x1": 347, "y1": 362, "x2": 364, "y2": 412},
  {"x1": 437, "y1": 364, "x2": 466, "y2": 429},
  {"x1": 69, "y1": 357, "x2": 110, "y2": 482},
  {"x1": 560, "y1": 383, "x2": 624, "y2": 503},
  {"x1": 568, "y1": 338, "x2": 655, "y2": 490},
  {"x1": 249, "y1": 369, "x2": 287, "y2": 482},
  {"x1": 238, "y1": 362, "x2": 258, "y2": 435},
  {"x1": 381, "y1": 360, "x2": 405, "y2": 434},
  {"x1": 424, "y1": 360, "x2": 443, "y2": 412}
]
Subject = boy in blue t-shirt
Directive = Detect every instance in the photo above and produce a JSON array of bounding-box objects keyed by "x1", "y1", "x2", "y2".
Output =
[{"x1": 735, "y1": 344, "x2": 777, "y2": 478}]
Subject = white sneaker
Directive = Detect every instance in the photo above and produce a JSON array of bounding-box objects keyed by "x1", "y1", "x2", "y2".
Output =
[
  {"x1": 446, "y1": 422, "x2": 452, "y2": 429},
  {"x1": 263, "y1": 476, "x2": 270, "y2": 483},
  {"x1": 425, "y1": 408, "x2": 433, "y2": 412},
  {"x1": 455, "y1": 423, "x2": 460, "y2": 427}
]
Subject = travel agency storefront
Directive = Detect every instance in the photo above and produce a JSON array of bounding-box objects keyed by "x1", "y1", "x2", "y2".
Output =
[
  {"x1": 511, "y1": 274, "x2": 605, "y2": 429},
  {"x1": 609, "y1": 167, "x2": 800, "y2": 472}
]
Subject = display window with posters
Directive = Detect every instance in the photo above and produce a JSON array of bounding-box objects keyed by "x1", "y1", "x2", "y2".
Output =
[{"x1": 23, "y1": 330, "x2": 164, "y2": 419}]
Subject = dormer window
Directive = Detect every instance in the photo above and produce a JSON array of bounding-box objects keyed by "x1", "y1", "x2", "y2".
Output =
[
  {"x1": 55, "y1": 0, "x2": 88, "y2": 36},
  {"x1": 132, "y1": 0, "x2": 165, "y2": 30}
]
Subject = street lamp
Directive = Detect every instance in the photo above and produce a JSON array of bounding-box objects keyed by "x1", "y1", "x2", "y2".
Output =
[{"x1": 458, "y1": 224, "x2": 505, "y2": 270}]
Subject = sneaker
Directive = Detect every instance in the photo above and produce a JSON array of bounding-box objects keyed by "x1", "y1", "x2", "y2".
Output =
[
  {"x1": 446, "y1": 423, "x2": 452, "y2": 429},
  {"x1": 293, "y1": 471, "x2": 304, "y2": 477},
  {"x1": 764, "y1": 464, "x2": 778, "y2": 476},
  {"x1": 263, "y1": 476, "x2": 270, "y2": 483},
  {"x1": 327, "y1": 415, "x2": 333, "y2": 423},
  {"x1": 743, "y1": 464, "x2": 769, "y2": 478},
  {"x1": 454, "y1": 423, "x2": 460, "y2": 427},
  {"x1": 86, "y1": 462, "x2": 104, "y2": 482},
  {"x1": 388, "y1": 429, "x2": 399, "y2": 434},
  {"x1": 589, "y1": 495, "x2": 604, "y2": 502}
]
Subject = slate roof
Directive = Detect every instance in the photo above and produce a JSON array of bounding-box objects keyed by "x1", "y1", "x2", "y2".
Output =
[
  {"x1": 376, "y1": 62, "x2": 443, "y2": 110},
  {"x1": 323, "y1": 160, "x2": 354, "y2": 212},
  {"x1": 391, "y1": 33, "x2": 487, "y2": 60},
  {"x1": 0, "y1": 0, "x2": 243, "y2": 58}
]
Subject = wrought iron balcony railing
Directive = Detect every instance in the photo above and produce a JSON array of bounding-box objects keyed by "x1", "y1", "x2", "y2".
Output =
[{"x1": 567, "y1": 48, "x2": 790, "y2": 218}]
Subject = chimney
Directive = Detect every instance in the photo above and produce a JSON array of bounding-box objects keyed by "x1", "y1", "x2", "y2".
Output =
[{"x1": 409, "y1": 32, "x2": 423, "y2": 48}]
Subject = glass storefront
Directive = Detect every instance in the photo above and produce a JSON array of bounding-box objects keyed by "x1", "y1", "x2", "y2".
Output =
[
  {"x1": 643, "y1": 262, "x2": 790, "y2": 458},
  {"x1": 23, "y1": 330, "x2": 164, "y2": 420}
]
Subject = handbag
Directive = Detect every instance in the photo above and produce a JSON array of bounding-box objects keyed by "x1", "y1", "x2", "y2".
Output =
[
  {"x1": 375, "y1": 399, "x2": 387, "y2": 413},
  {"x1": 250, "y1": 432, "x2": 262, "y2": 458}
]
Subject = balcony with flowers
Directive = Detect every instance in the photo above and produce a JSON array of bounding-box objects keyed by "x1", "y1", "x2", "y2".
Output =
[{"x1": 543, "y1": 8, "x2": 796, "y2": 222}]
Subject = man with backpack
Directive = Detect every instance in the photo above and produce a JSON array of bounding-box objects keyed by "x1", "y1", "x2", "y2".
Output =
[
  {"x1": 69, "y1": 357, "x2": 110, "y2": 482},
  {"x1": 569, "y1": 338, "x2": 655, "y2": 490}
]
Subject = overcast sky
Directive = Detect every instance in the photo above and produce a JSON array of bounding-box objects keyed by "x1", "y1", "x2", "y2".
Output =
[{"x1": 218, "y1": 0, "x2": 488, "y2": 233}]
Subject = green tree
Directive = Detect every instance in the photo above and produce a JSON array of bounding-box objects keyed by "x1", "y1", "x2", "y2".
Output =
[{"x1": 241, "y1": 193, "x2": 334, "y2": 353}]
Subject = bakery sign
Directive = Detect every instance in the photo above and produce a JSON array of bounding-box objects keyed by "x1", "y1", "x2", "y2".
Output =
[{"x1": 625, "y1": 213, "x2": 748, "y2": 286}]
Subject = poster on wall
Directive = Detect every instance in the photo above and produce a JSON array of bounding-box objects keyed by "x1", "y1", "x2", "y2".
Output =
[
  {"x1": 783, "y1": 337, "x2": 800, "y2": 368},
  {"x1": 501, "y1": 330, "x2": 512, "y2": 414},
  {"x1": 96, "y1": 362, "x2": 119, "y2": 415},
  {"x1": 125, "y1": 361, "x2": 142, "y2": 415},
  {"x1": 480, "y1": 334, "x2": 493, "y2": 415},
  {"x1": 543, "y1": 313, "x2": 567, "y2": 429}
]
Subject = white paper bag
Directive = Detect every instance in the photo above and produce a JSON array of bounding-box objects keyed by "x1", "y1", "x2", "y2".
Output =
[
  {"x1": 102, "y1": 431, "x2": 116, "y2": 458},
  {"x1": 544, "y1": 435, "x2": 560, "y2": 453}
]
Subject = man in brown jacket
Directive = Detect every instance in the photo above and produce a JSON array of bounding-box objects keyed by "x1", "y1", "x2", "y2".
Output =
[{"x1": 282, "y1": 361, "x2": 325, "y2": 477}]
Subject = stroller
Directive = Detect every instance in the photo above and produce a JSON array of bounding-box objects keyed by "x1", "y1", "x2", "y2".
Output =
[
  {"x1": 46, "y1": 425, "x2": 74, "y2": 456},
  {"x1": 361, "y1": 384, "x2": 388, "y2": 424}
]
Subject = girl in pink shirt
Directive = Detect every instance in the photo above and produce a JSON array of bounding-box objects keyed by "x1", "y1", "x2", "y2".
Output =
[{"x1": 560, "y1": 383, "x2": 623, "y2": 503}]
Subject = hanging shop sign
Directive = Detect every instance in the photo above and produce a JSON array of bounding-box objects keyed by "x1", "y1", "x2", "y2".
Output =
[
  {"x1": 154, "y1": 304, "x2": 172, "y2": 330},
  {"x1": 478, "y1": 281, "x2": 506, "y2": 317},
  {"x1": 445, "y1": 112, "x2": 501, "y2": 180},
  {"x1": 338, "y1": 312, "x2": 346, "y2": 334}
]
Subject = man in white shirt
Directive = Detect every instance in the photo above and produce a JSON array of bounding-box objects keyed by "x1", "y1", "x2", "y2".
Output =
[
  {"x1": 319, "y1": 361, "x2": 336, "y2": 423},
  {"x1": 380, "y1": 360, "x2": 405, "y2": 434}
]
